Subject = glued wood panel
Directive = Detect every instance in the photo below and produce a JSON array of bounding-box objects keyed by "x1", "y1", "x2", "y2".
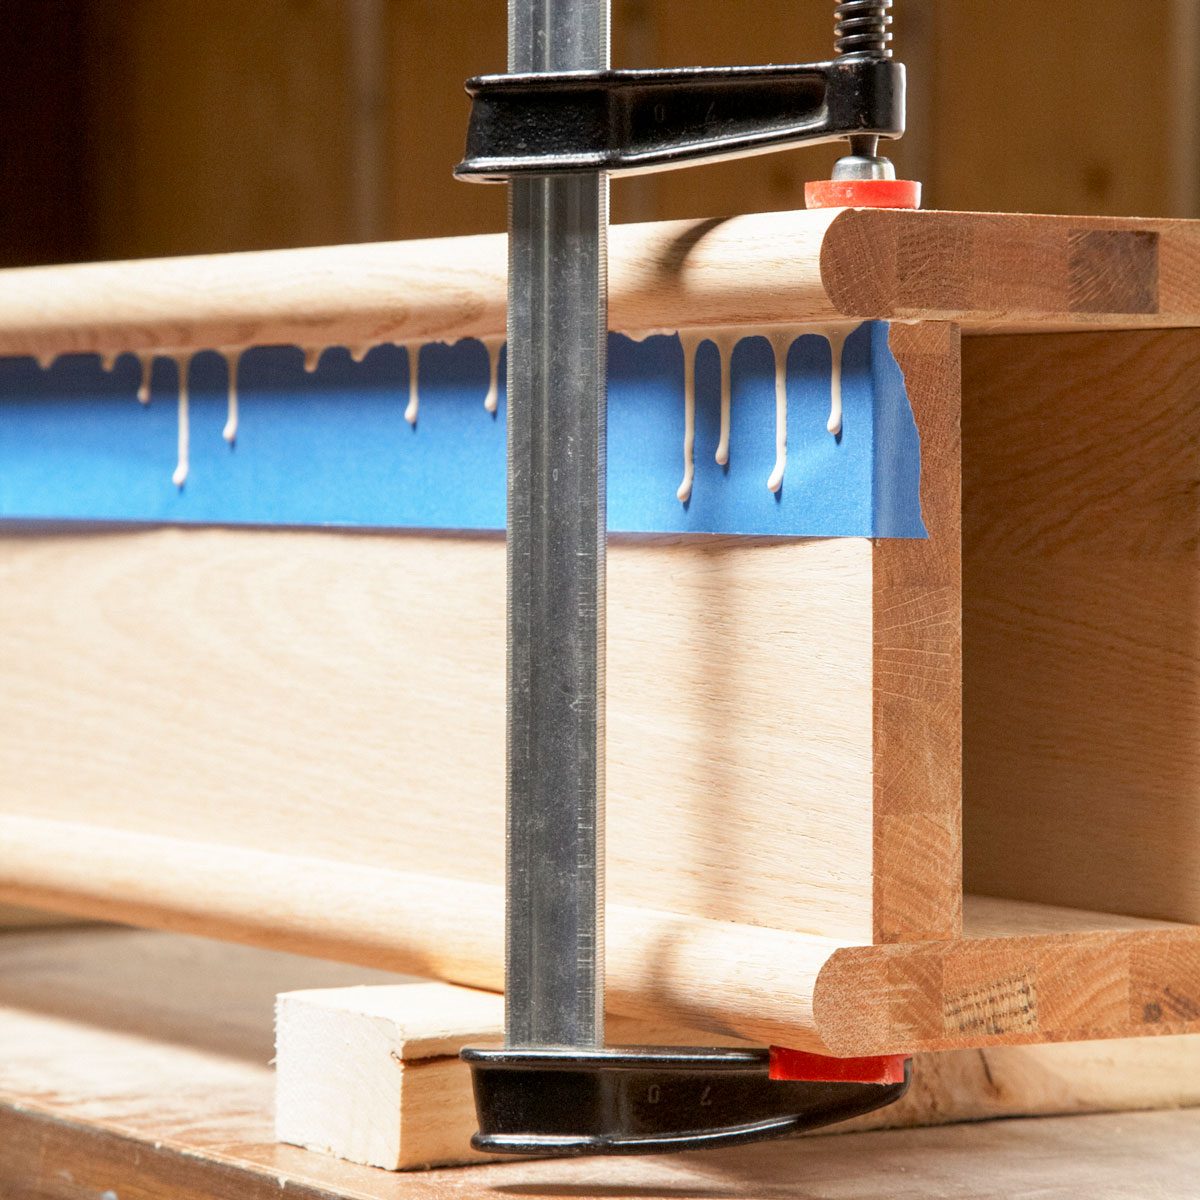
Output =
[
  {"x1": 0, "y1": 527, "x2": 875, "y2": 942},
  {"x1": 962, "y1": 329, "x2": 1200, "y2": 923}
]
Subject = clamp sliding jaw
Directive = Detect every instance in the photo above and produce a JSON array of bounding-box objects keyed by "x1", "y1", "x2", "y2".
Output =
[
  {"x1": 456, "y1": 1, "x2": 912, "y2": 1158},
  {"x1": 457, "y1": 57, "x2": 903, "y2": 181},
  {"x1": 464, "y1": 1047, "x2": 910, "y2": 1156}
]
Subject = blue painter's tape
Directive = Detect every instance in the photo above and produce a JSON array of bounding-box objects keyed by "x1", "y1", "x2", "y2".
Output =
[{"x1": 0, "y1": 321, "x2": 925, "y2": 538}]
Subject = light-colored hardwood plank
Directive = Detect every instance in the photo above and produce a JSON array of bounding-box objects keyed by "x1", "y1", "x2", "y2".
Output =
[
  {"x1": 0, "y1": 210, "x2": 838, "y2": 359},
  {"x1": 0, "y1": 813, "x2": 843, "y2": 1051},
  {"x1": 0, "y1": 528, "x2": 875, "y2": 946},
  {"x1": 871, "y1": 322, "x2": 962, "y2": 943},
  {"x1": 962, "y1": 329, "x2": 1200, "y2": 925},
  {"x1": 2, "y1": 210, "x2": 1200, "y2": 363},
  {"x1": 8, "y1": 812, "x2": 1200, "y2": 1056}
]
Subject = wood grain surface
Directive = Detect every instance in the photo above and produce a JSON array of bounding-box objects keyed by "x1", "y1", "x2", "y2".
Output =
[
  {"x1": 2, "y1": 209, "x2": 1200, "y2": 362},
  {"x1": 962, "y1": 328, "x2": 1200, "y2": 925},
  {"x1": 4, "y1": 928, "x2": 1200, "y2": 1199},
  {"x1": 0, "y1": 527, "x2": 875, "y2": 946},
  {"x1": 871, "y1": 322, "x2": 962, "y2": 943}
]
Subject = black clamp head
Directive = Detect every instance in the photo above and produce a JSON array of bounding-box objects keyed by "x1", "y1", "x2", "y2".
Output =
[
  {"x1": 456, "y1": 58, "x2": 904, "y2": 183},
  {"x1": 463, "y1": 1045, "x2": 911, "y2": 1157}
]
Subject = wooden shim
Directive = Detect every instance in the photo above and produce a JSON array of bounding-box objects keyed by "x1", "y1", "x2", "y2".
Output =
[
  {"x1": 1, "y1": 209, "x2": 1200, "y2": 361},
  {"x1": 962, "y1": 328, "x2": 1200, "y2": 925},
  {"x1": 871, "y1": 322, "x2": 962, "y2": 942},
  {"x1": 274, "y1": 983, "x2": 733, "y2": 1170}
]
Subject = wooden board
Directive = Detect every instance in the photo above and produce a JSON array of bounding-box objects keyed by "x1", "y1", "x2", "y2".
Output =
[
  {"x1": 6, "y1": 811, "x2": 1200, "y2": 1053},
  {"x1": 5, "y1": 928, "x2": 1200, "y2": 1199},
  {"x1": 872, "y1": 322, "x2": 962, "y2": 943},
  {"x1": 1, "y1": 210, "x2": 1199, "y2": 363},
  {"x1": 0, "y1": 530, "x2": 875, "y2": 945},
  {"x1": 962, "y1": 328, "x2": 1200, "y2": 925}
]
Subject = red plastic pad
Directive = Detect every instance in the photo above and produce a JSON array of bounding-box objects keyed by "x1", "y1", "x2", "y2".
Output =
[
  {"x1": 805, "y1": 178, "x2": 923, "y2": 210},
  {"x1": 769, "y1": 1046, "x2": 909, "y2": 1085}
]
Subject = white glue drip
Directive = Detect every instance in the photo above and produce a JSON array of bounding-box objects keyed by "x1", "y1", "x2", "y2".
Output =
[
  {"x1": 404, "y1": 342, "x2": 421, "y2": 425},
  {"x1": 304, "y1": 347, "x2": 323, "y2": 374},
  {"x1": 172, "y1": 354, "x2": 192, "y2": 488},
  {"x1": 223, "y1": 349, "x2": 242, "y2": 445},
  {"x1": 100, "y1": 352, "x2": 118, "y2": 373},
  {"x1": 711, "y1": 331, "x2": 737, "y2": 467},
  {"x1": 767, "y1": 332, "x2": 792, "y2": 493},
  {"x1": 36, "y1": 352, "x2": 56, "y2": 371},
  {"x1": 677, "y1": 331, "x2": 702, "y2": 503},
  {"x1": 825, "y1": 327, "x2": 851, "y2": 437},
  {"x1": 137, "y1": 354, "x2": 154, "y2": 404},
  {"x1": 483, "y1": 336, "x2": 503, "y2": 413},
  {"x1": 349, "y1": 344, "x2": 372, "y2": 364}
]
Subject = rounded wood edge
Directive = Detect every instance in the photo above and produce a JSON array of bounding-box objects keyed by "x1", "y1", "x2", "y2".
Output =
[
  {"x1": 818, "y1": 208, "x2": 900, "y2": 320},
  {"x1": 0, "y1": 814, "x2": 846, "y2": 1053}
]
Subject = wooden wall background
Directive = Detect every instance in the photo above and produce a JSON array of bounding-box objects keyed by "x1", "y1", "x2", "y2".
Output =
[{"x1": 2, "y1": 0, "x2": 1198, "y2": 267}]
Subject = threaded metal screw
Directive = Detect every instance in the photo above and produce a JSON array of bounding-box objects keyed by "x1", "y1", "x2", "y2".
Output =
[{"x1": 835, "y1": 0, "x2": 893, "y2": 59}]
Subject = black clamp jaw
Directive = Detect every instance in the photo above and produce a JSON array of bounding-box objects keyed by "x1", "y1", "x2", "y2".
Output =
[
  {"x1": 464, "y1": 1047, "x2": 910, "y2": 1156},
  {"x1": 456, "y1": 57, "x2": 903, "y2": 181}
]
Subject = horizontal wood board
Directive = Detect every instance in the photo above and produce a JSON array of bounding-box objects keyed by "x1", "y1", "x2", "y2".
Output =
[
  {"x1": 0, "y1": 210, "x2": 1198, "y2": 364},
  {"x1": 0, "y1": 527, "x2": 875, "y2": 943}
]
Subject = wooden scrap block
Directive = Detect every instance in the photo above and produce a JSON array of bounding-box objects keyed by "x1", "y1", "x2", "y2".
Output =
[
  {"x1": 275, "y1": 981, "x2": 504, "y2": 1170},
  {"x1": 278, "y1": 979, "x2": 1200, "y2": 1173}
]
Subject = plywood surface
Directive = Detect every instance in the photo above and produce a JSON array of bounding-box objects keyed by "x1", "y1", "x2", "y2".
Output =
[{"x1": 5, "y1": 928, "x2": 1200, "y2": 1199}]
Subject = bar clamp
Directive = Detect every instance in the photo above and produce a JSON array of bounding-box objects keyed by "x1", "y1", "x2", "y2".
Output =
[{"x1": 457, "y1": 0, "x2": 914, "y2": 1159}]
